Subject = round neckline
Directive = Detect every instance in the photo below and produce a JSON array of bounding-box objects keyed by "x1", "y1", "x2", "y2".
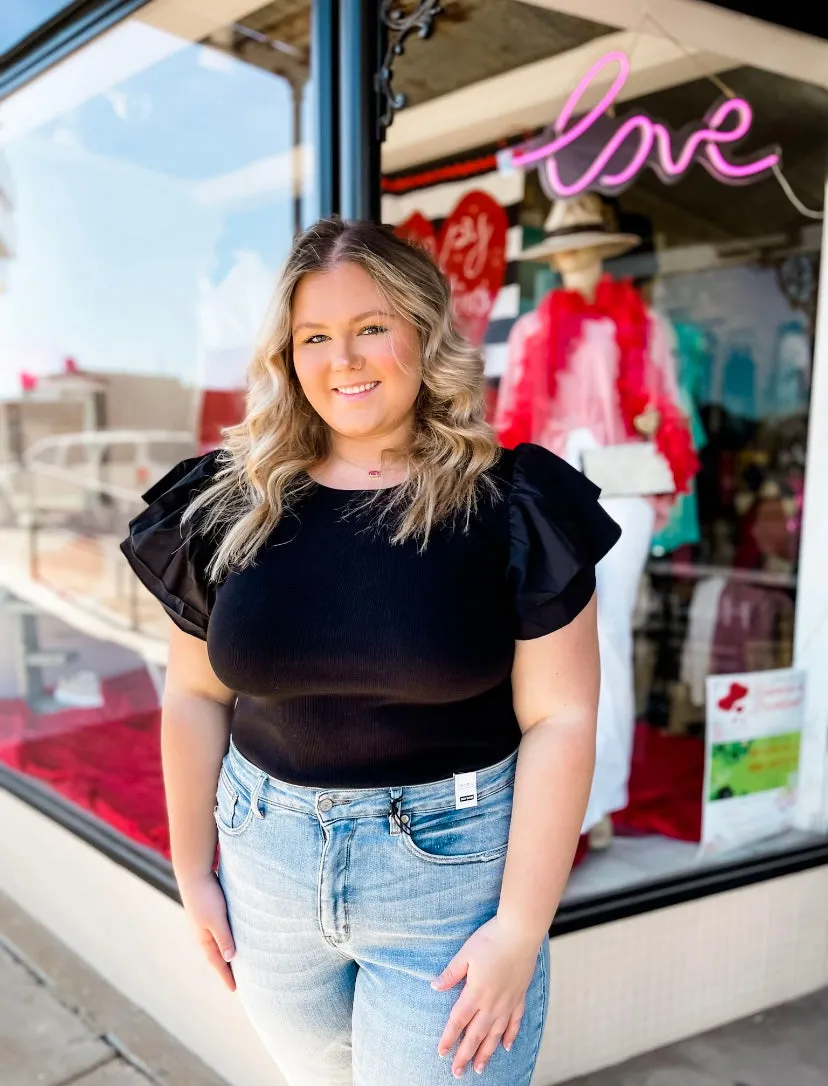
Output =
[{"x1": 306, "y1": 473, "x2": 406, "y2": 495}]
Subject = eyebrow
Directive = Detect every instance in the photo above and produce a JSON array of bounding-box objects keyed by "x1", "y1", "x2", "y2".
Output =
[{"x1": 292, "y1": 310, "x2": 395, "y2": 333}]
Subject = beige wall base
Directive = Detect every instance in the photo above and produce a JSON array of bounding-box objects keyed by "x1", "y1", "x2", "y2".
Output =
[{"x1": 536, "y1": 866, "x2": 828, "y2": 1081}]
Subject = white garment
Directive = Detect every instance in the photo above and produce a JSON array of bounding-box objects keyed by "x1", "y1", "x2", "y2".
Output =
[
  {"x1": 582, "y1": 494, "x2": 655, "y2": 833},
  {"x1": 680, "y1": 576, "x2": 728, "y2": 707}
]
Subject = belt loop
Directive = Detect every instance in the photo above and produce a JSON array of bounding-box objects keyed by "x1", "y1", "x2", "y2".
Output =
[
  {"x1": 251, "y1": 773, "x2": 266, "y2": 819},
  {"x1": 388, "y1": 785, "x2": 403, "y2": 837}
]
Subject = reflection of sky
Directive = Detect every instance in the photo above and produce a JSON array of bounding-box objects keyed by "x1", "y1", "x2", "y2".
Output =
[
  {"x1": 0, "y1": 27, "x2": 313, "y2": 398},
  {"x1": 38, "y1": 44, "x2": 303, "y2": 181},
  {"x1": 0, "y1": 1, "x2": 72, "y2": 55}
]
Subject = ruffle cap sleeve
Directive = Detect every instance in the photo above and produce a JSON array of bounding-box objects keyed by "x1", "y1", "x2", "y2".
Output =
[
  {"x1": 120, "y1": 450, "x2": 222, "y2": 640},
  {"x1": 508, "y1": 443, "x2": 622, "y2": 638}
]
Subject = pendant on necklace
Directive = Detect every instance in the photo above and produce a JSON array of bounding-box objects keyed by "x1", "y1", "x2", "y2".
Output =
[{"x1": 368, "y1": 470, "x2": 381, "y2": 478}]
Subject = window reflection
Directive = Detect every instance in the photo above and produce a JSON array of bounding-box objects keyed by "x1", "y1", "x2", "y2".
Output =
[{"x1": 0, "y1": 1, "x2": 313, "y2": 852}]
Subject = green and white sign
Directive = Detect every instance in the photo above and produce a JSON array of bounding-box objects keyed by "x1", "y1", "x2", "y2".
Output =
[{"x1": 702, "y1": 668, "x2": 805, "y2": 856}]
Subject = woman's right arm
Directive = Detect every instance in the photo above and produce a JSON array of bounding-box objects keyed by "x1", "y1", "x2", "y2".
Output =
[{"x1": 162, "y1": 622, "x2": 238, "y2": 990}]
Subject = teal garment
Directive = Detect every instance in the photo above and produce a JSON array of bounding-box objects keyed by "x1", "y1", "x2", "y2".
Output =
[{"x1": 651, "y1": 321, "x2": 708, "y2": 556}]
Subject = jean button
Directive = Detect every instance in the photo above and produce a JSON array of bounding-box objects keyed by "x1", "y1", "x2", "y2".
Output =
[{"x1": 318, "y1": 797, "x2": 333, "y2": 812}]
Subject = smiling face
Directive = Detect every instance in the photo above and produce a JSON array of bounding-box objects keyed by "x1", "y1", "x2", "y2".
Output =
[{"x1": 291, "y1": 262, "x2": 423, "y2": 446}]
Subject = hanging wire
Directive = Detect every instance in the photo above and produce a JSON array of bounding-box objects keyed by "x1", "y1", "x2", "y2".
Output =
[
  {"x1": 640, "y1": 9, "x2": 824, "y2": 221},
  {"x1": 771, "y1": 163, "x2": 824, "y2": 221}
]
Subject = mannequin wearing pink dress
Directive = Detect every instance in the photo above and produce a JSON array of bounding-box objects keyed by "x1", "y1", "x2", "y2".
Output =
[{"x1": 495, "y1": 197, "x2": 697, "y2": 843}]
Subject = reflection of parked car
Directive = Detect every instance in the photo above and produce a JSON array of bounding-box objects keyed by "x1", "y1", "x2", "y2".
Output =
[
  {"x1": 0, "y1": 362, "x2": 200, "y2": 521},
  {"x1": 0, "y1": 429, "x2": 195, "y2": 656},
  {"x1": 1, "y1": 427, "x2": 195, "y2": 529},
  {"x1": 22, "y1": 427, "x2": 196, "y2": 519}
]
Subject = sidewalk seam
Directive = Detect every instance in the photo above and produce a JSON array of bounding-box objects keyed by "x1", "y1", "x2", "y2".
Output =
[
  {"x1": 1, "y1": 934, "x2": 160, "y2": 1083},
  {"x1": 52, "y1": 1054, "x2": 120, "y2": 1086}
]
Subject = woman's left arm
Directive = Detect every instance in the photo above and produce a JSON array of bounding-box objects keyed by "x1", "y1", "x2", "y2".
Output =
[
  {"x1": 432, "y1": 593, "x2": 600, "y2": 1076},
  {"x1": 498, "y1": 589, "x2": 600, "y2": 937}
]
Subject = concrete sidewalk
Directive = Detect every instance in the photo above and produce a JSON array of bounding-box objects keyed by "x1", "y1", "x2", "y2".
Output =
[
  {"x1": 3, "y1": 885, "x2": 827, "y2": 1086},
  {"x1": 562, "y1": 988, "x2": 828, "y2": 1086},
  {"x1": 0, "y1": 890, "x2": 227, "y2": 1086}
]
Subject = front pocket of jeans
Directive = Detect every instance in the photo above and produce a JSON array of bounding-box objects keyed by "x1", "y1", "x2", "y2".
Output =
[
  {"x1": 213, "y1": 765, "x2": 255, "y2": 837},
  {"x1": 399, "y1": 786, "x2": 513, "y2": 865}
]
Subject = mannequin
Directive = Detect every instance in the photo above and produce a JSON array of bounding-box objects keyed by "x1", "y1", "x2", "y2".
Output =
[{"x1": 495, "y1": 194, "x2": 697, "y2": 846}]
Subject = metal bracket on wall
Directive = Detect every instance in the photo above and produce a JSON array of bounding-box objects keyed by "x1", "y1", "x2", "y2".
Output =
[{"x1": 377, "y1": 1, "x2": 443, "y2": 138}]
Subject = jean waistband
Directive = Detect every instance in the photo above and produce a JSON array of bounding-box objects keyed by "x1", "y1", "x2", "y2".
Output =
[{"x1": 223, "y1": 738, "x2": 519, "y2": 817}]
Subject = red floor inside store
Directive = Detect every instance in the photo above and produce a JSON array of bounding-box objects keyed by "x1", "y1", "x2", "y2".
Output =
[
  {"x1": 0, "y1": 672, "x2": 705, "y2": 866},
  {"x1": 0, "y1": 669, "x2": 171, "y2": 857}
]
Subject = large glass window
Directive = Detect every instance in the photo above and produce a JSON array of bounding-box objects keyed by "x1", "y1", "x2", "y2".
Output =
[
  {"x1": 382, "y1": 0, "x2": 828, "y2": 902},
  {"x1": 0, "y1": 0, "x2": 314, "y2": 857}
]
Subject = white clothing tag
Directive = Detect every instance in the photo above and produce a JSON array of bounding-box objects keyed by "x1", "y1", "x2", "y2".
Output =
[{"x1": 454, "y1": 771, "x2": 478, "y2": 810}]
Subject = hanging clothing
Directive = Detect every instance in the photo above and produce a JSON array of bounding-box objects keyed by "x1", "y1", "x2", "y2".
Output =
[
  {"x1": 722, "y1": 341, "x2": 758, "y2": 421},
  {"x1": 709, "y1": 582, "x2": 795, "y2": 677},
  {"x1": 651, "y1": 319, "x2": 709, "y2": 555},
  {"x1": 680, "y1": 576, "x2": 729, "y2": 707}
]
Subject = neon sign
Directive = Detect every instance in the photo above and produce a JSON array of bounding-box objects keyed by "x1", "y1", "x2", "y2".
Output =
[{"x1": 503, "y1": 51, "x2": 781, "y2": 198}]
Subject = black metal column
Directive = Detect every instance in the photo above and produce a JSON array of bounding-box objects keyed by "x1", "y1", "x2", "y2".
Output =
[
  {"x1": 338, "y1": 0, "x2": 383, "y2": 221},
  {"x1": 310, "y1": 0, "x2": 340, "y2": 220}
]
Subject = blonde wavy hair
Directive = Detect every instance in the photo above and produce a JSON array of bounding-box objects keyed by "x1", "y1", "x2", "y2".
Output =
[{"x1": 184, "y1": 216, "x2": 501, "y2": 579}]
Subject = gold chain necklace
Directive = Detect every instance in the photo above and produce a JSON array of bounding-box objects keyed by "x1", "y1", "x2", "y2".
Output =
[{"x1": 330, "y1": 452, "x2": 384, "y2": 478}]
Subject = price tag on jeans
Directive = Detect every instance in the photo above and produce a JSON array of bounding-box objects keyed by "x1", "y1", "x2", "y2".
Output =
[{"x1": 454, "y1": 771, "x2": 478, "y2": 809}]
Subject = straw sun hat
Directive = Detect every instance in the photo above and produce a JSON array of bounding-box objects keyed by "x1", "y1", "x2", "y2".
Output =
[{"x1": 521, "y1": 193, "x2": 641, "y2": 263}]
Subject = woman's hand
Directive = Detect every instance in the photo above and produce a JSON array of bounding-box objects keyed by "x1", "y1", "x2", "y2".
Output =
[
  {"x1": 178, "y1": 872, "x2": 237, "y2": 992},
  {"x1": 431, "y1": 914, "x2": 542, "y2": 1077}
]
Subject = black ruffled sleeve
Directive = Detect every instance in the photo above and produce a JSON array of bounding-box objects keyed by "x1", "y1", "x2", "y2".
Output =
[
  {"x1": 508, "y1": 442, "x2": 622, "y2": 639},
  {"x1": 119, "y1": 450, "x2": 223, "y2": 640}
]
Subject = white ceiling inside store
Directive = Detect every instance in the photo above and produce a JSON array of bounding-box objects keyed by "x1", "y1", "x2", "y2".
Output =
[{"x1": 391, "y1": 0, "x2": 613, "y2": 106}]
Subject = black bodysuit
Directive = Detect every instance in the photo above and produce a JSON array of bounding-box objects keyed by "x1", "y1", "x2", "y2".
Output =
[{"x1": 121, "y1": 443, "x2": 621, "y2": 787}]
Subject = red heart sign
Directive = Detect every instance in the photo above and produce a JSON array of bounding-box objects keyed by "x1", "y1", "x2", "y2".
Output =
[
  {"x1": 717, "y1": 681, "x2": 749, "y2": 712},
  {"x1": 394, "y1": 189, "x2": 509, "y2": 346},
  {"x1": 437, "y1": 191, "x2": 509, "y2": 347}
]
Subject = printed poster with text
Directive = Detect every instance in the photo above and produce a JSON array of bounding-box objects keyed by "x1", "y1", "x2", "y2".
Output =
[{"x1": 702, "y1": 668, "x2": 805, "y2": 857}]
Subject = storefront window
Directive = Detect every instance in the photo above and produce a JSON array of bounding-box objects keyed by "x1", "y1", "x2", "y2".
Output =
[
  {"x1": 382, "y1": 0, "x2": 827, "y2": 901},
  {"x1": 0, "y1": 0, "x2": 314, "y2": 857}
]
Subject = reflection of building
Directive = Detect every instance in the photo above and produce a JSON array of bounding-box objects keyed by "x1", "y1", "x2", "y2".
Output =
[{"x1": 0, "y1": 4, "x2": 827, "y2": 1086}]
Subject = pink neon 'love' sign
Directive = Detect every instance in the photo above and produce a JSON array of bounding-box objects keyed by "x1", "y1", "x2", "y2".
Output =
[{"x1": 505, "y1": 51, "x2": 781, "y2": 198}]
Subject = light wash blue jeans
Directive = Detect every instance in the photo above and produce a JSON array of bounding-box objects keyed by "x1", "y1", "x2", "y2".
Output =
[{"x1": 215, "y1": 739, "x2": 550, "y2": 1085}]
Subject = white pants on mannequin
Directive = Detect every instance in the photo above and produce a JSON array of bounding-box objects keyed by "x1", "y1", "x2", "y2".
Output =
[
  {"x1": 582, "y1": 494, "x2": 655, "y2": 833},
  {"x1": 558, "y1": 428, "x2": 657, "y2": 834}
]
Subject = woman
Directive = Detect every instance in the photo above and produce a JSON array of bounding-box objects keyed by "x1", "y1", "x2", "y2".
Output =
[{"x1": 121, "y1": 217, "x2": 621, "y2": 1085}]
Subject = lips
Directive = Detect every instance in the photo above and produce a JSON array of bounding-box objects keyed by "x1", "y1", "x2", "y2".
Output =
[{"x1": 333, "y1": 381, "x2": 380, "y2": 398}]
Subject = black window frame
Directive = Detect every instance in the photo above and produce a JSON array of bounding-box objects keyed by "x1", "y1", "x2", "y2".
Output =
[{"x1": 0, "y1": 1, "x2": 149, "y2": 99}]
